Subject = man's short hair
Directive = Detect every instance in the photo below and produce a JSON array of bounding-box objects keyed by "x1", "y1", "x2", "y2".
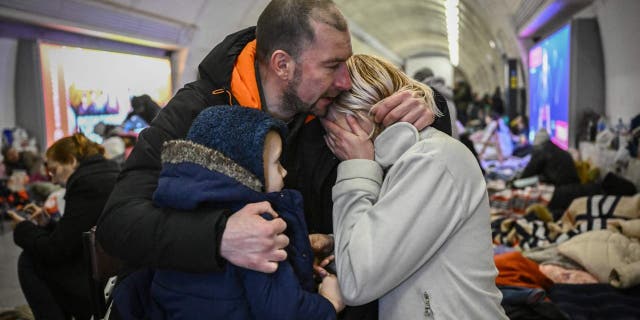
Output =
[{"x1": 256, "y1": 0, "x2": 347, "y2": 63}]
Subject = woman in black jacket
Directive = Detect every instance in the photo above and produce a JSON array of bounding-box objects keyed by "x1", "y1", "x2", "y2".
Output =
[{"x1": 7, "y1": 133, "x2": 120, "y2": 320}]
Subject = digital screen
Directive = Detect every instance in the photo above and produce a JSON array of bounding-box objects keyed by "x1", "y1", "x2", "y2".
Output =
[
  {"x1": 528, "y1": 24, "x2": 570, "y2": 150},
  {"x1": 122, "y1": 115, "x2": 149, "y2": 134},
  {"x1": 39, "y1": 42, "x2": 172, "y2": 145}
]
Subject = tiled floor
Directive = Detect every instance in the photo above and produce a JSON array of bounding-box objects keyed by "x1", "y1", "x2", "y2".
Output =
[{"x1": 0, "y1": 221, "x2": 27, "y2": 310}]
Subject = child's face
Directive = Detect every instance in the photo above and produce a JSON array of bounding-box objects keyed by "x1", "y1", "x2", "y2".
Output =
[{"x1": 263, "y1": 131, "x2": 287, "y2": 193}]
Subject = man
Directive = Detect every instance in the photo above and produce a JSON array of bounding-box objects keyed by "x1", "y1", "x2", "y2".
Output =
[{"x1": 97, "y1": 0, "x2": 436, "y2": 317}]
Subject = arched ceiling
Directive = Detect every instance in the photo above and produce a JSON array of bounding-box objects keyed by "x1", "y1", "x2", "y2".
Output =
[
  {"x1": 334, "y1": 0, "x2": 530, "y2": 93},
  {"x1": 88, "y1": 0, "x2": 539, "y2": 93},
  {"x1": 1, "y1": 0, "x2": 570, "y2": 93}
]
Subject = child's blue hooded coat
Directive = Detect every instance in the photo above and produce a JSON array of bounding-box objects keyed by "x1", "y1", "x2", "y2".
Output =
[{"x1": 148, "y1": 106, "x2": 335, "y2": 319}]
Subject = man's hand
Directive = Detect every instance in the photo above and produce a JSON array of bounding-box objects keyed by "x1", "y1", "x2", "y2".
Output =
[
  {"x1": 220, "y1": 201, "x2": 289, "y2": 273},
  {"x1": 321, "y1": 115, "x2": 374, "y2": 161},
  {"x1": 371, "y1": 89, "x2": 435, "y2": 130}
]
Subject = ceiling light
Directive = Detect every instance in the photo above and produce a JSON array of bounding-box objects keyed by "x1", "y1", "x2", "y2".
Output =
[{"x1": 445, "y1": 0, "x2": 459, "y2": 66}]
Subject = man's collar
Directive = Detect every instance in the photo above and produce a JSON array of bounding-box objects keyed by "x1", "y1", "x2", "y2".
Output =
[
  {"x1": 255, "y1": 59, "x2": 268, "y2": 114},
  {"x1": 230, "y1": 39, "x2": 261, "y2": 110}
]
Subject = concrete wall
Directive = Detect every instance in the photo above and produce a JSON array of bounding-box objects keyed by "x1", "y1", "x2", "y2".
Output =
[
  {"x1": 0, "y1": 37, "x2": 17, "y2": 130},
  {"x1": 177, "y1": 0, "x2": 267, "y2": 89},
  {"x1": 404, "y1": 56, "x2": 454, "y2": 86},
  {"x1": 594, "y1": 0, "x2": 640, "y2": 123}
]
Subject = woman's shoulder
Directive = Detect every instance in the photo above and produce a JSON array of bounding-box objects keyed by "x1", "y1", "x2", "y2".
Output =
[
  {"x1": 412, "y1": 127, "x2": 469, "y2": 158},
  {"x1": 375, "y1": 124, "x2": 466, "y2": 168},
  {"x1": 77, "y1": 156, "x2": 119, "y2": 173},
  {"x1": 67, "y1": 156, "x2": 119, "y2": 188},
  {"x1": 404, "y1": 128, "x2": 483, "y2": 177}
]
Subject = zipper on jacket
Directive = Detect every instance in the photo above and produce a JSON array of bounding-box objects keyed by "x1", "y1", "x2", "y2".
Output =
[
  {"x1": 212, "y1": 88, "x2": 233, "y2": 105},
  {"x1": 423, "y1": 291, "x2": 433, "y2": 318}
]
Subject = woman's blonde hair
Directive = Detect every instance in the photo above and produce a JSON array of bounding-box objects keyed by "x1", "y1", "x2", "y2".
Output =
[
  {"x1": 332, "y1": 54, "x2": 442, "y2": 138},
  {"x1": 46, "y1": 132, "x2": 104, "y2": 165}
]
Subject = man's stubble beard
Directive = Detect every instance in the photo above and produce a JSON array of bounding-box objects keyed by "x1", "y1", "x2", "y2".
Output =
[{"x1": 282, "y1": 66, "x2": 315, "y2": 117}]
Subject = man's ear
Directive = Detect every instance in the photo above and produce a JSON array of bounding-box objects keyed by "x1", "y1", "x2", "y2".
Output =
[{"x1": 270, "y1": 50, "x2": 295, "y2": 81}]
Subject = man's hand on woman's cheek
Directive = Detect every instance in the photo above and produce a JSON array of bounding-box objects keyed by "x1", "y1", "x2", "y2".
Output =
[{"x1": 372, "y1": 89, "x2": 435, "y2": 129}]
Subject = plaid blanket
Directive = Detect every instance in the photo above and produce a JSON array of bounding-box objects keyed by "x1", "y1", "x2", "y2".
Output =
[{"x1": 491, "y1": 194, "x2": 636, "y2": 250}]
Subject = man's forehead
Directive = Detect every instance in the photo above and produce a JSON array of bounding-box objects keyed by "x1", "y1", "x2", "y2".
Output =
[
  {"x1": 310, "y1": 18, "x2": 351, "y2": 43},
  {"x1": 322, "y1": 54, "x2": 351, "y2": 64},
  {"x1": 306, "y1": 30, "x2": 352, "y2": 61}
]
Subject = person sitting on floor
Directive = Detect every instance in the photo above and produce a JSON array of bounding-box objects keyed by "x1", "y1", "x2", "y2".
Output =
[
  {"x1": 520, "y1": 128, "x2": 580, "y2": 187},
  {"x1": 7, "y1": 133, "x2": 119, "y2": 320}
]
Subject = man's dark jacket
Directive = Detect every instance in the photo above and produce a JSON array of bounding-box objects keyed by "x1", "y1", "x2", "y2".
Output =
[{"x1": 97, "y1": 27, "x2": 262, "y2": 272}]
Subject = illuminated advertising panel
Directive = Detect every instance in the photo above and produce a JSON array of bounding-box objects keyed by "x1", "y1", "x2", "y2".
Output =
[
  {"x1": 528, "y1": 24, "x2": 570, "y2": 150},
  {"x1": 39, "y1": 43, "x2": 172, "y2": 145}
]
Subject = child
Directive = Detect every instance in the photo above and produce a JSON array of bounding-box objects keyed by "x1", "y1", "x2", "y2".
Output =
[{"x1": 149, "y1": 105, "x2": 342, "y2": 319}]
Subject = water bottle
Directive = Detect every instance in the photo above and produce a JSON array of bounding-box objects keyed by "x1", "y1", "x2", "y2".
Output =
[
  {"x1": 616, "y1": 118, "x2": 627, "y2": 134},
  {"x1": 587, "y1": 119, "x2": 595, "y2": 141},
  {"x1": 597, "y1": 116, "x2": 607, "y2": 132}
]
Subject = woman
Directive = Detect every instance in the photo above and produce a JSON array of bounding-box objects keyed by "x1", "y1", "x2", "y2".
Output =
[
  {"x1": 7, "y1": 133, "x2": 120, "y2": 320},
  {"x1": 321, "y1": 54, "x2": 507, "y2": 319}
]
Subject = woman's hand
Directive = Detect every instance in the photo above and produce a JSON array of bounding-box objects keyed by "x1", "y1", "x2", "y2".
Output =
[
  {"x1": 322, "y1": 115, "x2": 374, "y2": 161},
  {"x1": 6, "y1": 210, "x2": 26, "y2": 229},
  {"x1": 6, "y1": 210, "x2": 26, "y2": 223},
  {"x1": 24, "y1": 203, "x2": 50, "y2": 227},
  {"x1": 6, "y1": 204, "x2": 51, "y2": 229}
]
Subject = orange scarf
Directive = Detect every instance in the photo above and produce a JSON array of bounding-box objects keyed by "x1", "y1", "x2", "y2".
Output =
[
  {"x1": 229, "y1": 40, "x2": 261, "y2": 110},
  {"x1": 221, "y1": 39, "x2": 315, "y2": 123}
]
